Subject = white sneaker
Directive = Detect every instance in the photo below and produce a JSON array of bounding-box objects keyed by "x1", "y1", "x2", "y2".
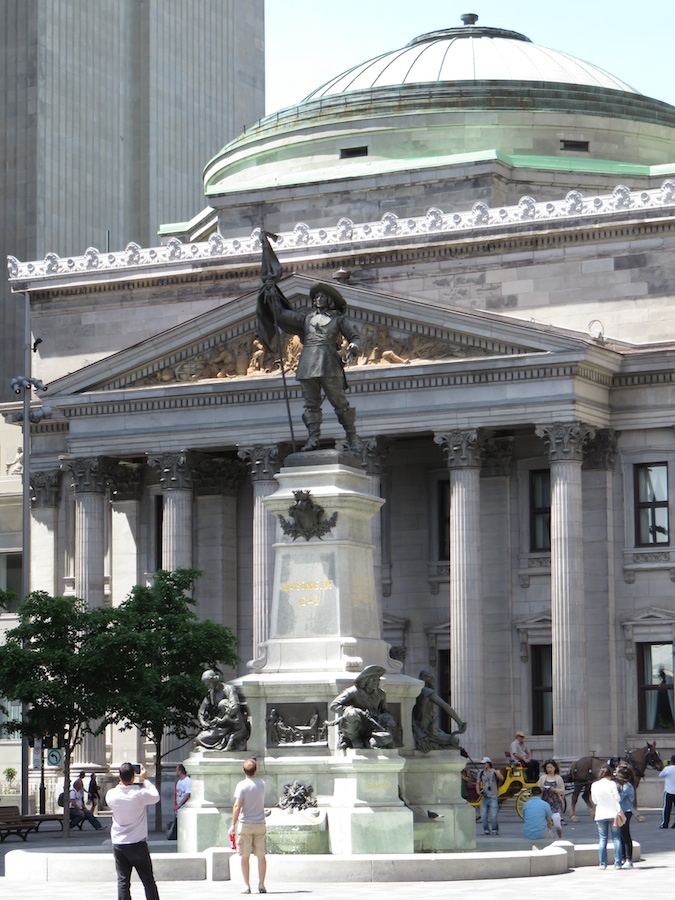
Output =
[{"x1": 622, "y1": 861, "x2": 633, "y2": 869}]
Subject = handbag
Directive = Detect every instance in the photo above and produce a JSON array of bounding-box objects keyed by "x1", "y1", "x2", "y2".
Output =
[{"x1": 614, "y1": 811, "x2": 627, "y2": 827}]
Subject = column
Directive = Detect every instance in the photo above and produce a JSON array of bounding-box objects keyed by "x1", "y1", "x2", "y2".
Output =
[
  {"x1": 238, "y1": 444, "x2": 281, "y2": 663},
  {"x1": 582, "y1": 428, "x2": 619, "y2": 751},
  {"x1": 193, "y1": 454, "x2": 248, "y2": 628},
  {"x1": 434, "y1": 429, "x2": 484, "y2": 757},
  {"x1": 64, "y1": 457, "x2": 110, "y2": 608},
  {"x1": 64, "y1": 457, "x2": 111, "y2": 767},
  {"x1": 357, "y1": 437, "x2": 392, "y2": 621},
  {"x1": 535, "y1": 421, "x2": 595, "y2": 759},
  {"x1": 109, "y1": 462, "x2": 144, "y2": 607},
  {"x1": 147, "y1": 452, "x2": 194, "y2": 570},
  {"x1": 29, "y1": 470, "x2": 62, "y2": 595}
]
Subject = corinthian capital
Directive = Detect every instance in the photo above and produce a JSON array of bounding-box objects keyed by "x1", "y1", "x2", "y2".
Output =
[
  {"x1": 237, "y1": 444, "x2": 281, "y2": 483},
  {"x1": 146, "y1": 451, "x2": 194, "y2": 490},
  {"x1": 434, "y1": 429, "x2": 481, "y2": 469},
  {"x1": 30, "y1": 469, "x2": 62, "y2": 508},
  {"x1": 63, "y1": 457, "x2": 113, "y2": 493},
  {"x1": 535, "y1": 422, "x2": 595, "y2": 463}
]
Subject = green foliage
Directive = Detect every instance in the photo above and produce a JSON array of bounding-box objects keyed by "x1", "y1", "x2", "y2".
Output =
[
  {"x1": 99, "y1": 569, "x2": 239, "y2": 749},
  {"x1": 0, "y1": 592, "x2": 113, "y2": 754},
  {"x1": 3, "y1": 767, "x2": 17, "y2": 786}
]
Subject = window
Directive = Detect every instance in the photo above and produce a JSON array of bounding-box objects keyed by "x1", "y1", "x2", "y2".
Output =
[
  {"x1": 529, "y1": 470, "x2": 551, "y2": 552},
  {"x1": 0, "y1": 552, "x2": 22, "y2": 593},
  {"x1": 339, "y1": 146, "x2": 368, "y2": 159},
  {"x1": 634, "y1": 463, "x2": 669, "y2": 546},
  {"x1": 154, "y1": 494, "x2": 164, "y2": 571},
  {"x1": 531, "y1": 644, "x2": 553, "y2": 734},
  {"x1": 560, "y1": 139, "x2": 589, "y2": 152},
  {"x1": 0, "y1": 698, "x2": 22, "y2": 740},
  {"x1": 637, "y1": 642, "x2": 674, "y2": 731}
]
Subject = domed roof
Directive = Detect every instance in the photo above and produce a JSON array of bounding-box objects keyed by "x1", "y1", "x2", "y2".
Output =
[{"x1": 304, "y1": 20, "x2": 637, "y2": 101}]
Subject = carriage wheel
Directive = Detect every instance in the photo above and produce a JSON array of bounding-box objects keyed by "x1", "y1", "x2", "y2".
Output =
[{"x1": 515, "y1": 788, "x2": 532, "y2": 818}]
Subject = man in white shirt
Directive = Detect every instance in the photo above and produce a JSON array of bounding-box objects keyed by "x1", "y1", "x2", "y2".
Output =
[
  {"x1": 106, "y1": 763, "x2": 160, "y2": 900},
  {"x1": 658, "y1": 754, "x2": 675, "y2": 828},
  {"x1": 69, "y1": 778, "x2": 103, "y2": 831},
  {"x1": 167, "y1": 764, "x2": 191, "y2": 841}
]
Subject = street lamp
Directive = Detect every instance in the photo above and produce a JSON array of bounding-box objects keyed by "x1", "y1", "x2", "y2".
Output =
[{"x1": 9, "y1": 291, "x2": 50, "y2": 815}]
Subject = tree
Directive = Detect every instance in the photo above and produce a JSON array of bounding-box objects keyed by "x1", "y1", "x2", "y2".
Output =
[
  {"x1": 0, "y1": 592, "x2": 114, "y2": 835},
  {"x1": 98, "y1": 568, "x2": 239, "y2": 831}
]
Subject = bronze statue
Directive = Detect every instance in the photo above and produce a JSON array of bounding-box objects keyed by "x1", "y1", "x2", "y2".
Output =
[
  {"x1": 329, "y1": 665, "x2": 397, "y2": 749},
  {"x1": 257, "y1": 231, "x2": 360, "y2": 452},
  {"x1": 412, "y1": 669, "x2": 467, "y2": 752},
  {"x1": 195, "y1": 669, "x2": 249, "y2": 751},
  {"x1": 278, "y1": 780, "x2": 317, "y2": 811}
]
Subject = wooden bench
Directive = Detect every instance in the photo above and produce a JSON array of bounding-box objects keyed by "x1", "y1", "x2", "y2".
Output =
[
  {"x1": 0, "y1": 806, "x2": 38, "y2": 842},
  {"x1": 0, "y1": 805, "x2": 72, "y2": 838}
]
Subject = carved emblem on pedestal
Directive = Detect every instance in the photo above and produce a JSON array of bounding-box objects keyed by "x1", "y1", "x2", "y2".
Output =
[{"x1": 278, "y1": 490, "x2": 337, "y2": 541}]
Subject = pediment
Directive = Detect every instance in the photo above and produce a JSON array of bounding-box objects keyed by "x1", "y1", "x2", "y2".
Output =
[{"x1": 45, "y1": 274, "x2": 590, "y2": 397}]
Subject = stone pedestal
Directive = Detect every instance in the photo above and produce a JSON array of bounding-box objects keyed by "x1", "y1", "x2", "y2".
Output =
[{"x1": 180, "y1": 450, "x2": 472, "y2": 855}]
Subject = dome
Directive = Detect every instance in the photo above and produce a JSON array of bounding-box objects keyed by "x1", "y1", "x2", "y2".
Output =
[{"x1": 305, "y1": 22, "x2": 638, "y2": 101}]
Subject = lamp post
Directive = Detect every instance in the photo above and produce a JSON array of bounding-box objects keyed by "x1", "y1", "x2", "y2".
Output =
[{"x1": 10, "y1": 290, "x2": 50, "y2": 815}]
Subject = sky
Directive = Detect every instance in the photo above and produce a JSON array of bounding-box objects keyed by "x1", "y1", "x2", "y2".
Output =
[{"x1": 264, "y1": 0, "x2": 675, "y2": 115}]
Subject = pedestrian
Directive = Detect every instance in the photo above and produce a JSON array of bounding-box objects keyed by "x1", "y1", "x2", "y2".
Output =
[
  {"x1": 477, "y1": 756, "x2": 504, "y2": 836},
  {"x1": 590, "y1": 765, "x2": 623, "y2": 870},
  {"x1": 510, "y1": 730, "x2": 539, "y2": 782},
  {"x1": 167, "y1": 763, "x2": 191, "y2": 841},
  {"x1": 69, "y1": 777, "x2": 103, "y2": 831},
  {"x1": 615, "y1": 763, "x2": 636, "y2": 869},
  {"x1": 88, "y1": 773, "x2": 101, "y2": 814},
  {"x1": 228, "y1": 757, "x2": 267, "y2": 894},
  {"x1": 538, "y1": 759, "x2": 565, "y2": 838},
  {"x1": 106, "y1": 762, "x2": 160, "y2": 900},
  {"x1": 658, "y1": 753, "x2": 675, "y2": 828},
  {"x1": 521, "y1": 788, "x2": 554, "y2": 839}
]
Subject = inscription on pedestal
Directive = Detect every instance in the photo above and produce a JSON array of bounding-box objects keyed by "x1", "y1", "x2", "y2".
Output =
[{"x1": 274, "y1": 551, "x2": 337, "y2": 637}]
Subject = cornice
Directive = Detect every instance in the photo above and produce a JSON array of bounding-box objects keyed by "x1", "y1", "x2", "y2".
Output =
[
  {"x1": 7, "y1": 180, "x2": 675, "y2": 295},
  {"x1": 52, "y1": 357, "x2": 610, "y2": 420}
]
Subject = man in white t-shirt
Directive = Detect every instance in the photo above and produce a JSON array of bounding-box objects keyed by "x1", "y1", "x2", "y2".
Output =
[
  {"x1": 106, "y1": 763, "x2": 160, "y2": 900},
  {"x1": 229, "y1": 757, "x2": 267, "y2": 894},
  {"x1": 167, "y1": 764, "x2": 191, "y2": 841}
]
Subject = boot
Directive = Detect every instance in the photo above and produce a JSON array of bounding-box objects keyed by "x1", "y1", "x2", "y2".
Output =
[
  {"x1": 337, "y1": 406, "x2": 360, "y2": 452},
  {"x1": 301, "y1": 409, "x2": 322, "y2": 452}
]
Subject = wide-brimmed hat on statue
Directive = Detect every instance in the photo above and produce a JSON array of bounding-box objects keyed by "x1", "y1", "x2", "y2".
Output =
[
  {"x1": 309, "y1": 281, "x2": 346, "y2": 312},
  {"x1": 354, "y1": 665, "x2": 386, "y2": 685}
]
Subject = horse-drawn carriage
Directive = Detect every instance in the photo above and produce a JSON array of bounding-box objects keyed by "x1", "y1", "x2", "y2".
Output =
[
  {"x1": 464, "y1": 741, "x2": 663, "y2": 821},
  {"x1": 464, "y1": 760, "x2": 542, "y2": 818}
]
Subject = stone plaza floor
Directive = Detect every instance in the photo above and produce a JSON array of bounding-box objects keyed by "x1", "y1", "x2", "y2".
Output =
[{"x1": 1, "y1": 803, "x2": 674, "y2": 899}]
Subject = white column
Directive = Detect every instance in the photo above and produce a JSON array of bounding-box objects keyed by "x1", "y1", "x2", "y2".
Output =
[
  {"x1": 147, "y1": 452, "x2": 194, "y2": 570},
  {"x1": 65, "y1": 458, "x2": 109, "y2": 608},
  {"x1": 434, "y1": 430, "x2": 484, "y2": 757},
  {"x1": 536, "y1": 422, "x2": 595, "y2": 760},
  {"x1": 238, "y1": 445, "x2": 280, "y2": 663},
  {"x1": 109, "y1": 461, "x2": 144, "y2": 606},
  {"x1": 29, "y1": 470, "x2": 61, "y2": 595}
]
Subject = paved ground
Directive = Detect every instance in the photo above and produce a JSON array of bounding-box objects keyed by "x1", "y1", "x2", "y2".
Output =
[{"x1": 1, "y1": 804, "x2": 674, "y2": 900}]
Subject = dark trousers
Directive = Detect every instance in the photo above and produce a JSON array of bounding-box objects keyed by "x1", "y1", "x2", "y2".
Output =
[
  {"x1": 619, "y1": 810, "x2": 633, "y2": 861},
  {"x1": 113, "y1": 840, "x2": 160, "y2": 900},
  {"x1": 661, "y1": 792, "x2": 675, "y2": 827}
]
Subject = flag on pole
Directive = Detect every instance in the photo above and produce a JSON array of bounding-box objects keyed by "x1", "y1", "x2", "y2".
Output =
[{"x1": 256, "y1": 230, "x2": 293, "y2": 352}]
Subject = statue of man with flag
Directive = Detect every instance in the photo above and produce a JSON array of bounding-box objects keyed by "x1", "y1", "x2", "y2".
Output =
[{"x1": 257, "y1": 231, "x2": 361, "y2": 452}]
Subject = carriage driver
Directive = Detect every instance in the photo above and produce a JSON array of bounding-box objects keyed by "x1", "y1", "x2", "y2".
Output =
[{"x1": 510, "y1": 730, "x2": 540, "y2": 783}]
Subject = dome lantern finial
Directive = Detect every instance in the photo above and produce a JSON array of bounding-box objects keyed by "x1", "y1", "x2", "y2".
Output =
[{"x1": 461, "y1": 13, "x2": 479, "y2": 26}]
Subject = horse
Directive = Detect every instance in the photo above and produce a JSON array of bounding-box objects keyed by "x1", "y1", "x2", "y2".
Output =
[{"x1": 567, "y1": 741, "x2": 664, "y2": 821}]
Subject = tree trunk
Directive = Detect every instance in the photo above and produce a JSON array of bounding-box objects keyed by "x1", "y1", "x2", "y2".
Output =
[{"x1": 153, "y1": 735, "x2": 163, "y2": 834}]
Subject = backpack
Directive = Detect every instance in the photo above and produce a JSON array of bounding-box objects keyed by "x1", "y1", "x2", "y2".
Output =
[{"x1": 57, "y1": 791, "x2": 65, "y2": 807}]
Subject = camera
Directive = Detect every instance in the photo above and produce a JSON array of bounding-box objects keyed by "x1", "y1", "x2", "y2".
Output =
[{"x1": 132, "y1": 764, "x2": 141, "y2": 774}]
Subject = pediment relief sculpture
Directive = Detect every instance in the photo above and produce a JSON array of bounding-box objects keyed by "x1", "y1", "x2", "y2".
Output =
[{"x1": 128, "y1": 319, "x2": 500, "y2": 388}]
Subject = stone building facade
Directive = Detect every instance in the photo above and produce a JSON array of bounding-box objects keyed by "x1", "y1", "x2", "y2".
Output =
[{"x1": 3, "y1": 16, "x2": 675, "y2": 773}]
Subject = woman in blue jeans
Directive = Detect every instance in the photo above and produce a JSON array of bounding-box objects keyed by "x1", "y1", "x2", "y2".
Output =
[{"x1": 590, "y1": 765, "x2": 623, "y2": 869}]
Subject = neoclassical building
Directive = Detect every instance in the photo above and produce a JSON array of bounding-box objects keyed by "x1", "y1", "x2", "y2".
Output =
[{"x1": 3, "y1": 15, "x2": 675, "y2": 771}]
